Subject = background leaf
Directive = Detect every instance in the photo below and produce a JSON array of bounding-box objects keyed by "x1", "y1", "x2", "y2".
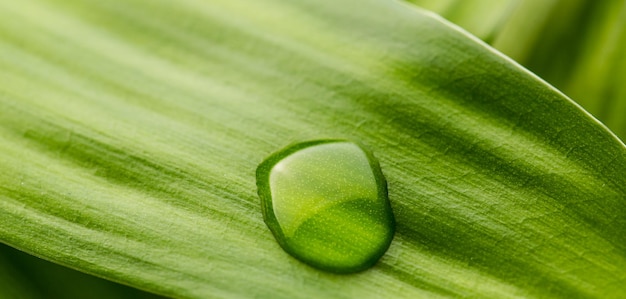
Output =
[
  {"x1": 410, "y1": 0, "x2": 626, "y2": 141},
  {"x1": 0, "y1": 244, "x2": 163, "y2": 299},
  {"x1": 1, "y1": 0, "x2": 625, "y2": 298},
  {"x1": 407, "y1": 0, "x2": 519, "y2": 41}
]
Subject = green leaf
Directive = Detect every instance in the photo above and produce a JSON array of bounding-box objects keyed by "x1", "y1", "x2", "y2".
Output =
[
  {"x1": 0, "y1": 246, "x2": 39, "y2": 299},
  {"x1": 0, "y1": 244, "x2": 164, "y2": 299},
  {"x1": 406, "y1": 0, "x2": 519, "y2": 41},
  {"x1": 510, "y1": 0, "x2": 626, "y2": 141},
  {"x1": 410, "y1": 0, "x2": 626, "y2": 141},
  {"x1": 0, "y1": 0, "x2": 624, "y2": 298}
]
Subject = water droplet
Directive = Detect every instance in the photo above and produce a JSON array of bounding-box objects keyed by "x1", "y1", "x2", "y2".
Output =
[{"x1": 257, "y1": 139, "x2": 395, "y2": 273}]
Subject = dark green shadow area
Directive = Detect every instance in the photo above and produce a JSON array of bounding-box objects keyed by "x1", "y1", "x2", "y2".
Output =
[{"x1": 0, "y1": 243, "x2": 167, "y2": 299}]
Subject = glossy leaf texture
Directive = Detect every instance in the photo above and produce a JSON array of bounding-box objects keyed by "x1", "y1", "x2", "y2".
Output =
[{"x1": 0, "y1": 0, "x2": 624, "y2": 298}]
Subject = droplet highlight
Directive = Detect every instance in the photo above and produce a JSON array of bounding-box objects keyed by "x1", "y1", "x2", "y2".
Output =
[{"x1": 257, "y1": 139, "x2": 395, "y2": 273}]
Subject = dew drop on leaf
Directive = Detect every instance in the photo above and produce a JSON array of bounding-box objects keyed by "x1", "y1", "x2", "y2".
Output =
[{"x1": 256, "y1": 140, "x2": 395, "y2": 273}]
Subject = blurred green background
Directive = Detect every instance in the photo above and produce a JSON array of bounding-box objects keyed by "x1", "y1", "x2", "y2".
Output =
[
  {"x1": 1, "y1": 0, "x2": 623, "y2": 298},
  {"x1": 0, "y1": 244, "x2": 165, "y2": 299},
  {"x1": 410, "y1": 0, "x2": 626, "y2": 141}
]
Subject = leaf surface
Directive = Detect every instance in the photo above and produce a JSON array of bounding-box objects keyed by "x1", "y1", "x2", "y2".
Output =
[{"x1": 0, "y1": 0, "x2": 625, "y2": 298}]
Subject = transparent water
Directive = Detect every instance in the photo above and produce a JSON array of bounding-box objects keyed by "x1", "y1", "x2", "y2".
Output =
[{"x1": 256, "y1": 140, "x2": 395, "y2": 273}]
